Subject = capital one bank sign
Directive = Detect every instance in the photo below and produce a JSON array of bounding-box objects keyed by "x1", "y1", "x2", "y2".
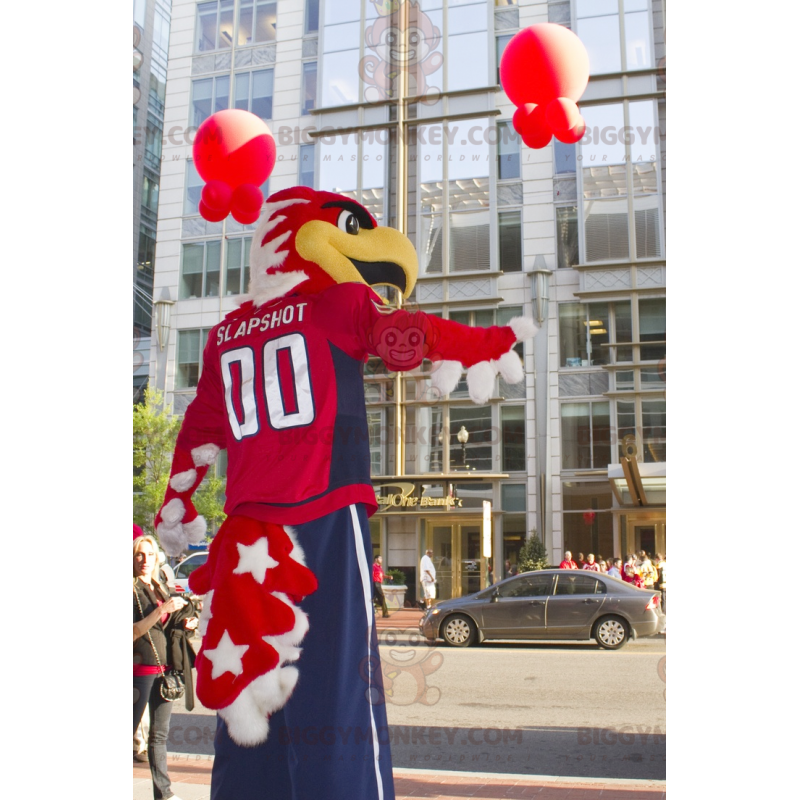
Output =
[{"x1": 374, "y1": 482, "x2": 463, "y2": 511}]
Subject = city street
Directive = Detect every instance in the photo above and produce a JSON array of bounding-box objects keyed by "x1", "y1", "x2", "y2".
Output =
[{"x1": 160, "y1": 629, "x2": 666, "y2": 782}]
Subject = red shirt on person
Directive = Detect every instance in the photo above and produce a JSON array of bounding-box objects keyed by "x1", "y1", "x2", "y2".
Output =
[
  {"x1": 583, "y1": 562, "x2": 600, "y2": 572},
  {"x1": 372, "y1": 562, "x2": 385, "y2": 583},
  {"x1": 559, "y1": 559, "x2": 578, "y2": 569}
]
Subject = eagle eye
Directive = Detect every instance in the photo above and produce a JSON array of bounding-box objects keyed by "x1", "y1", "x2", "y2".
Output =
[{"x1": 337, "y1": 210, "x2": 360, "y2": 235}]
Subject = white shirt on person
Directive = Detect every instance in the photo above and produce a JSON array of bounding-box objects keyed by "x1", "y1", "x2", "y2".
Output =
[{"x1": 420, "y1": 554, "x2": 436, "y2": 584}]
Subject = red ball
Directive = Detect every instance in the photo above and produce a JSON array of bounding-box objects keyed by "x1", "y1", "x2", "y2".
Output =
[
  {"x1": 201, "y1": 180, "x2": 233, "y2": 213},
  {"x1": 513, "y1": 103, "x2": 546, "y2": 136},
  {"x1": 199, "y1": 199, "x2": 229, "y2": 223},
  {"x1": 230, "y1": 183, "x2": 264, "y2": 225},
  {"x1": 500, "y1": 23, "x2": 590, "y2": 108},
  {"x1": 554, "y1": 116, "x2": 586, "y2": 144},
  {"x1": 193, "y1": 109, "x2": 276, "y2": 189},
  {"x1": 545, "y1": 97, "x2": 581, "y2": 133},
  {"x1": 521, "y1": 127, "x2": 553, "y2": 149}
]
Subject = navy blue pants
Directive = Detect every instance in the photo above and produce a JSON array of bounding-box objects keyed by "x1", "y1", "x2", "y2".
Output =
[{"x1": 210, "y1": 504, "x2": 394, "y2": 800}]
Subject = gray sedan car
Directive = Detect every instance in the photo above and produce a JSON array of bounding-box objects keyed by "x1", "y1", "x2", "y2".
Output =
[{"x1": 419, "y1": 569, "x2": 665, "y2": 650}]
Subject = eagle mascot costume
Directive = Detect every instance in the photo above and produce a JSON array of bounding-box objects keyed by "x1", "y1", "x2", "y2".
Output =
[{"x1": 155, "y1": 186, "x2": 538, "y2": 800}]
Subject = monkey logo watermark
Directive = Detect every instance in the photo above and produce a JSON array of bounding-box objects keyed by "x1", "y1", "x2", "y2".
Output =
[
  {"x1": 360, "y1": 0, "x2": 443, "y2": 105},
  {"x1": 360, "y1": 629, "x2": 443, "y2": 706}
]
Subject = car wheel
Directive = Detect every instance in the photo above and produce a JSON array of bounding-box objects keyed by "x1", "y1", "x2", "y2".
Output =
[
  {"x1": 594, "y1": 616, "x2": 629, "y2": 650},
  {"x1": 441, "y1": 614, "x2": 476, "y2": 647}
]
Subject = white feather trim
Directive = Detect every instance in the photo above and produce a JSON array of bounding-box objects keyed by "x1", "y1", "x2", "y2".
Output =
[
  {"x1": 249, "y1": 270, "x2": 309, "y2": 308},
  {"x1": 466, "y1": 361, "x2": 496, "y2": 405},
  {"x1": 160, "y1": 498, "x2": 185, "y2": 525},
  {"x1": 219, "y1": 666, "x2": 301, "y2": 747},
  {"x1": 496, "y1": 350, "x2": 524, "y2": 384},
  {"x1": 508, "y1": 316, "x2": 539, "y2": 342},
  {"x1": 191, "y1": 444, "x2": 220, "y2": 467},
  {"x1": 271, "y1": 593, "x2": 311, "y2": 646},
  {"x1": 282, "y1": 526, "x2": 307, "y2": 566},
  {"x1": 184, "y1": 515, "x2": 207, "y2": 544},
  {"x1": 169, "y1": 469, "x2": 197, "y2": 492},
  {"x1": 429, "y1": 360, "x2": 462, "y2": 398},
  {"x1": 157, "y1": 522, "x2": 187, "y2": 557}
]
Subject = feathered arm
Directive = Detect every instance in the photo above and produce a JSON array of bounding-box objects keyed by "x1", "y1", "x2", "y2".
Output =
[
  {"x1": 355, "y1": 289, "x2": 538, "y2": 404},
  {"x1": 155, "y1": 336, "x2": 228, "y2": 556},
  {"x1": 426, "y1": 315, "x2": 539, "y2": 404}
]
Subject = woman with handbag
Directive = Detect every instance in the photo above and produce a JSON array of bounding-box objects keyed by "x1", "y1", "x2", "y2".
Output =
[{"x1": 134, "y1": 534, "x2": 198, "y2": 800}]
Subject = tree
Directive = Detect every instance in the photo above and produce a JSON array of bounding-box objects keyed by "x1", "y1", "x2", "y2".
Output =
[
  {"x1": 517, "y1": 530, "x2": 550, "y2": 573},
  {"x1": 133, "y1": 388, "x2": 226, "y2": 540}
]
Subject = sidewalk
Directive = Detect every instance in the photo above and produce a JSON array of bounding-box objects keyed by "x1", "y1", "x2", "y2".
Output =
[{"x1": 134, "y1": 756, "x2": 666, "y2": 799}]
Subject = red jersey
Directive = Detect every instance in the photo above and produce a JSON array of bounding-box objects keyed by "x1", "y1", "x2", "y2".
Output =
[
  {"x1": 559, "y1": 560, "x2": 578, "y2": 570},
  {"x1": 175, "y1": 282, "x2": 516, "y2": 526},
  {"x1": 372, "y1": 562, "x2": 385, "y2": 583},
  {"x1": 582, "y1": 562, "x2": 600, "y2": 572}
]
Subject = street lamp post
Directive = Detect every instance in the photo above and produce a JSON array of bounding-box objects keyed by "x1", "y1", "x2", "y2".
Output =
[{"x1": 457, "y1": 425, "x2": 469, "y2": 468}]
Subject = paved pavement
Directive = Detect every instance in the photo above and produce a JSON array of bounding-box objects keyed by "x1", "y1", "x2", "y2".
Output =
[{"x1": 134, "y1": 609, "x2": 666, "y2": 800}]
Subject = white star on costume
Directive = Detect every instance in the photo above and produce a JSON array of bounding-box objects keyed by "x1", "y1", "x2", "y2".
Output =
[
  {"x1": 204, "y1": 630, "x2": 249, "y2": 680},
  {"x1": 233, "y1": 537, "x2": 279, "y2": 584}
]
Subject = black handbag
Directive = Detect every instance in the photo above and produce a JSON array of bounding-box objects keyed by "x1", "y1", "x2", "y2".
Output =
[{"x1": 134, "y1": 584, "x2": 186, "y2": 702}]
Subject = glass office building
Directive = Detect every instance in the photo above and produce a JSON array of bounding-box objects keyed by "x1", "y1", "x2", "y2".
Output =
[{"x1": 148, "y1": 0, "x2": 666, "y2": 602}]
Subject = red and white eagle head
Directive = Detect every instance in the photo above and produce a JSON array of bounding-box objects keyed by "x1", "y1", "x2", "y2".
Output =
[{"x1": 248, "y1": 186, "x2": 419, "y2": 307}]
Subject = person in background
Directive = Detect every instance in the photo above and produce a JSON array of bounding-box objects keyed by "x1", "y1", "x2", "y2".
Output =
[
  {"x1": 598, "y1": 559, "x2": 608, "y2": 574},
  {"x1": 606, "y1": 558, "x2": 623, "y2": 579},
  {"x1": 420, "y1": 549, "x2": 437, "y2": 609},
  {"x1": 559, "y1": 551, "x2": 578, "y2": 570},
  {"x1": 134, "y1": 534, "x2": 198, "y2": 800},
  {"x1": 637, "y1": 550, "x2": 657, "y2": 589},
  {"x1": 487, "y1": 560, "x2": 494, "y2": 586},
  {"x1": 624, "y1": 554, "x2": 645, "y2": 588},
  {"x1": 577, "y1": 552, "x2": 586, "y2": 569},
  {"x1": 508, "y1": 563, "x2": 519, "y2": 576},
  {"x1": 655, "y1": 552, "x2": 667, "y2": 614},
  {"x1": 372, "y1": 555, "x2": 390, "y2": 618},
  {"x1": 582, "y1": 554, "x2": 600, "y2": 572},
  {"x1": 504, "y1": 559, "x2": 512, "y2": 578}
]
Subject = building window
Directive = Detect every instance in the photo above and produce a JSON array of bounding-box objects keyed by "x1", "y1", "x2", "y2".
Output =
[
  {"x1": 554, "y1": 140, "x2": 576, "y2": 175},
  {"x1": 305, "y1": 0, "x2": 319, "y2": 34},
  {"x1": 497, "y1": 121, "x2": 520, "y2": 180},
  {"x1": 556, "y1": 205, "x2": 578, "y2": 269},
  {"x1": 498, "y1": 210, "x2": 522, "y2": 272},
  {"x1": 320, "y1": 1, "x2": 488, "y2": 108},
  {"x1": 501, "y1": 406, "x2": 526, "y2": 471},
  {"x1": 579, "y1": 100, "x2": 662, "y2": 262},
  {"x1": 563, "y1": 482, "x2": 613, "y2": 558},
  {"x1": 234, "y1": 69, "x2": 274, "y2": 120},
  {"x1": 176, "y1": 328, "x2": 212, "y2": 389},
  {"x1": 184, "y1": 161, "x2": 203, "y2": 216},
  {"x1": 196, "y1": 0, "x2": 234, "y2": 53},
  {"x1": 225, "y1": 236, "x2": 252, "y2": 296},
  {"x1": 641, "y1": 398, "x2": 666, "y2": 462},
  {"x1": 639, "y1": 298, "x2": 665, "y2": 361},
  {"x1": 141, "y1": 174, "x2": 159, "y2": 215},
  {"x1": 496, "y1": 33, "x2": 514, "y2": 84},
  {"x1": 236, "y1": 0, "x2": 276, "y2": 46},
  {"x1": 302, "y1": 62, "x2": 317, "y2": 115},
  {"x1": 450, "y1": 406, "x2": 492, "y2": 472},
  {"x1": 299, "y1": 143, "x2": 315, "y2": 187},
  {"x1": 191, "y1": 75, "x2": 230, "y2": 128},
  {"x1": 180, "y1": 241, "x2": 221, "y2": 299},
  {"x1": 560, "y1": 302, "x2": 622, "y2": 368},
  {"x1": 562, "y1": 402, "x2": 611, "y2": 470},
  {"x1": 575, "y1": 0, "x2": 652, "y2": 76}
]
